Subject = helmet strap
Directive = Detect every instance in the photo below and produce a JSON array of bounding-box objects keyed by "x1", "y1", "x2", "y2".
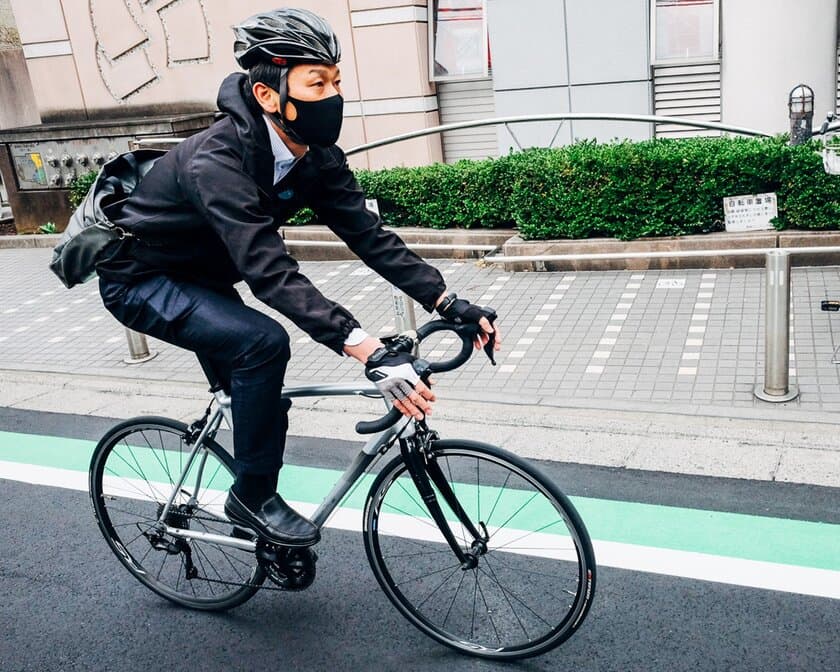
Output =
[{"x1": 270, "y1": 68, "x2": 308, "y2": 146}]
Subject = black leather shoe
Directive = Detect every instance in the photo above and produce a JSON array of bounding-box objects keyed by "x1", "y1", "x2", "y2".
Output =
[{"x1": 224, "y1": 491, "x2": 320, "y2": 547}]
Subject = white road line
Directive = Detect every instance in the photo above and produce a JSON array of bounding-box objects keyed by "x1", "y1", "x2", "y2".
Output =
[
  {"x1": 499, "y1": 364, "x2": 517, "y2": 373},
  {"x1": 4, "y1": 461, "x2": 837, "y2": 599},
  {"x1": 678, "y1": 367, "x2": 698, "y2": 375}
]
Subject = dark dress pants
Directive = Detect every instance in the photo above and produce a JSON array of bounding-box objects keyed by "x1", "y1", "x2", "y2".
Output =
[{"x1": 99, "y1": 274, "x2": 292, "y2": 485}]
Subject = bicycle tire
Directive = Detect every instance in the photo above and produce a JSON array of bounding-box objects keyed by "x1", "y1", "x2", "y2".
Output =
[
  {"x1": 89, "y1": 416, "x2": 265, "y2": 610},
  {"x1": 363, "y1": 439, "x2": 596, "y2": 660}
]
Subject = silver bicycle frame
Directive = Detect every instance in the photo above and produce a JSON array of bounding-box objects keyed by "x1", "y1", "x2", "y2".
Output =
[{"x1": 161, "y1": 383, "x2": 410, "y2": 553}]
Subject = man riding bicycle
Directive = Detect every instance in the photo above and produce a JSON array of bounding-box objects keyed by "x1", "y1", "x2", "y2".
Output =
[{"x1": 96, "y1": 8, "x2": 500, "y2": 549}]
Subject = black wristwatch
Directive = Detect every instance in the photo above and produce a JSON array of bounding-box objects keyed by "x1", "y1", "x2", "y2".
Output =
[{"x1": 436, "y1": 292, "x2": 458, "y2": 316}]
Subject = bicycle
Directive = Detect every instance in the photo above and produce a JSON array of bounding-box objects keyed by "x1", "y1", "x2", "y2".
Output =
[{"x1": 88, "y1": 319, "x2": 596, "y2": 661}]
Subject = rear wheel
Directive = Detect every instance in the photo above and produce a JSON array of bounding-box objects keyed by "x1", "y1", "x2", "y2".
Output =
[
  {"x1": 89, "y1": 416, "x2": 265, "y2": 610},
  {"x1": 363, "y1": 440, "x2": 596, "y2": 660}
]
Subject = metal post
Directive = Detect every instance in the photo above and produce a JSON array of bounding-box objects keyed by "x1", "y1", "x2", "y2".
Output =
[
  {"x1": 391, "y1": 286, "x2": 419, "y2": 356},
  {"x1": 123, "y1": 328, "x2": 158, "y2": 365},
  {"x1": 754, "y1": 251, "x2": 799, "y2": 402}
]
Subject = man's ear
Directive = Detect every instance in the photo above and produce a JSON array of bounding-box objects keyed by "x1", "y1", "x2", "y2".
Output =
[{"x1": 252, "y1": 82, "x2": 279, "y2": 114}]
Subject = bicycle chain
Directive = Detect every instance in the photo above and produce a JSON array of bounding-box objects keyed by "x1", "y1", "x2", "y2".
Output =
[{"x1": 154, "y1": 510, "x2": 302, "y2": 593}]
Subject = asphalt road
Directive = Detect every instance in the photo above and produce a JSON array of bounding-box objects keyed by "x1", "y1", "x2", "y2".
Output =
[{"x1": 1, "y1": 408, "x2": 838, "y2": 672}]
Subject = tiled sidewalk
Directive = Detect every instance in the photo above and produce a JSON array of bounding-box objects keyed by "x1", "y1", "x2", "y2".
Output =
[{"x1": 2, "y1": 247, "x2": 840, "y2": 413}]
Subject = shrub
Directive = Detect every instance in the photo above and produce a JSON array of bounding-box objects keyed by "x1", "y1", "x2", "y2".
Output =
[
  {"x1": 68, "y1": 170, "x2": 99, "y2": 209},
  {"x1": 339, "y1": 136, "x2": 840, "y2": 240}
]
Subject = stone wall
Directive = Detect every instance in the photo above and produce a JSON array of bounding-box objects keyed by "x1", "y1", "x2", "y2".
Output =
[{"x1": 0, "y1": 0, "x2": 20, "y2": 51}]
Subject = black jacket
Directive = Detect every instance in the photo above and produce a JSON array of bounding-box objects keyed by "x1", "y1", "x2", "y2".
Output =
[{"x1": 97, "y1": 73, "x2": 446, "y2": 353}]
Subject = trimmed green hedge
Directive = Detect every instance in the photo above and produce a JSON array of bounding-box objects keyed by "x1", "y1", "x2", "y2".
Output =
[
  {"x1": 340, "y1": 136, "x2": 838, "y2": 240},
  {"x1": 71, "y1": 137, "x2": 836, "y2": 241}
]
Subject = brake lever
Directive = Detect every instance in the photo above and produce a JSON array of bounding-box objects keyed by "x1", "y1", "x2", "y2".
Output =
[{"x1": 482, "y1": 311, "x2": 498, "y2": 366}]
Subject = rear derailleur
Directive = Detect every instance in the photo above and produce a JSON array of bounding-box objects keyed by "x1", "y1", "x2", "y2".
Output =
[{"x1": 141, "y1": 503, "x2": 198, "y2": 580}]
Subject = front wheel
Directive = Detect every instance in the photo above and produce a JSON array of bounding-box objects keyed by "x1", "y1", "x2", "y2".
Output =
[{"x1": 363, "y1": 440, "x2": 596, "y2": 661}]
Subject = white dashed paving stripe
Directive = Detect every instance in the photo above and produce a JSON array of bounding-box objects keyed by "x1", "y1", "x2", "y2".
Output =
[
  {"x1": 680, "y1": 273, "x2": 716, "y2": 377},
  {"x1": 502, "y1": 274, "x2": 574, "y2": 374},
  {"x1": 587, "y1": 273, "x2": 645, "y2": 375}
]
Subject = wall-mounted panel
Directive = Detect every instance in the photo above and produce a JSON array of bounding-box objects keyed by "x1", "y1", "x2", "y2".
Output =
[
  {"x1": 487, "y1": 0, "x2": 568, "y2": 91},
  {"x1": 565, "y1": 0, "x2": 649, "y2": 85},
  {"x1": 569, "y1": 81, "x2": 652, "y2": 141},
  {"x1": 494, "y1": 86, "x2": 572, "y2": 153}
]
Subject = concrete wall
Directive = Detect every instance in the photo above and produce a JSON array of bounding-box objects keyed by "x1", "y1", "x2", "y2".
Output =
[
  {"x1": 0, "y1": 0, "x2": 40, "y2": 130},
  {"x1": 488, "y1": 0, "x2": 652, "y2": 152},
  {"x1": 721, "y1": 0, "x2": 838, "y2": 135},
  {"x1": 7, "y1": 0, "x2": 441, "y2": 169}
]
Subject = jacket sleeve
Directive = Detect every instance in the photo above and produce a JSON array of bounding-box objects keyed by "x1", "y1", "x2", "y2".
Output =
[
  {"x1": 313, "y1": 146, "x2": 447, "y2": 312},
  {"x1": 184, "y1": 137, "x2": 360, "y2": 354}
]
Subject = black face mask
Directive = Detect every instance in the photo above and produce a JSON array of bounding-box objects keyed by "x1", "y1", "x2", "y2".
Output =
[{"x1": 280, "y1": 93, "x2": 344, "y2": 147}]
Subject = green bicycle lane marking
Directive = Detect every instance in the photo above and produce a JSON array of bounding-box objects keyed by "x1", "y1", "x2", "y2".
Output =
[{"x1": 1, "y1": 429, "x2": 839, "y2": 572}]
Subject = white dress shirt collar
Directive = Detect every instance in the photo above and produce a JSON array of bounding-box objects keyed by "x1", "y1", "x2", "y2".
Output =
[{"x1": 263, "y1": 115, "x2": 302, "y2": 185}]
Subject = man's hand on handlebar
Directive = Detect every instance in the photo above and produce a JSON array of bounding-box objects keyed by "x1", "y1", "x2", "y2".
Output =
[
  {"x1": 435, "y1": 292, "x2": 502, "y2": 359},
  {"x1": 363, "y1": 346, "x2": 435, "y2": 421}
]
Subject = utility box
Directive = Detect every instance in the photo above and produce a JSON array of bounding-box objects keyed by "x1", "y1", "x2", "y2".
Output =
[{"x1": 0, "y1": 113, "x2": 213, "y2": 233}]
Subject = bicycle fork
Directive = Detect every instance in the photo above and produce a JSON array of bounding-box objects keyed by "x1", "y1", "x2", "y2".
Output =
[{"x1": 400, "y1": 430, "x2": 489, "y2": 570}]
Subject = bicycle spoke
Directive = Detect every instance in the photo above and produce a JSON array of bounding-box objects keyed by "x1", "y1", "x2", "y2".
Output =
[
  {"x1": 141, "y1": 431, "x2": 174, "y2": 487},
  {"x1": 107, "y1": 452, "x2": 158, "y2": 501},
  {"x1": 394, "y1": 562, "x2": 462, "y2": 589},
  {"x1": 480, "y1": 557, "x2": 553, "y2": 629},
  {"x1": 190, "y1": 544, "x2": 219, "y2": 596},
  {"x1": 488, "y1": 519, "x2": 565, "y2": 553},
  {"x1": 102, "y1": 469, "x2": 159, "y2": 503},
  {"x1": 394, "y1": 478, "x2": 434, "y2": 520},
  {"x1": 485, "y1": 554, "x2": 573, "y2": 607},
  {"x1": 382, "y1": 548, "x2": 452, "y2": 560},
  {"x1": 475, "y1": 570, "x2": 502, "y2": 647},
  {"x1": 481, "y1": 553, "x2": 531, "y2": 640},
  {"x1": 487, "y1": 492, "x2": 540, "y2": 543},
  {"x1": 415, "y1": 565, "x2": 463, "y2": 610},
  {"x1": 471, "y1": 570, "x2": 478, "y2": 640},
  {"x1": 484, "y1": 471, "x2": 512, "y2": 529},
  {"x1": 476, "y1": 457, "x2": 481, "y2": 527},
  {"x1": 441, "y1": 569, "x2": 468, "y2": 629}
]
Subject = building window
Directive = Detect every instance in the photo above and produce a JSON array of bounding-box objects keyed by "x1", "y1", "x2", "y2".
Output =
[
  {"x1": 652, "y1": 0, "x2": 719, "y2": 63},
  {"x1": 428, "y1": 0, "x2": 489, "y2": 81}
]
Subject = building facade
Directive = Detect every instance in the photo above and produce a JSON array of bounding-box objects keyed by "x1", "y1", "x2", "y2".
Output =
[{"x1": 1, "y1": 0, "x2": 838, "y2": 172}]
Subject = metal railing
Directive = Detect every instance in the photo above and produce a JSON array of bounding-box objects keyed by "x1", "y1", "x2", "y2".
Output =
[{"x1": 130, "y1": 112, "x2": 772, "y2": 157}]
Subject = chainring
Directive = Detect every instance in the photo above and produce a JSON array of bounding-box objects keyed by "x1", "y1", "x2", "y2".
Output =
[{"x1": 256, "y1": 542, "x2": 318, "y2": 591}]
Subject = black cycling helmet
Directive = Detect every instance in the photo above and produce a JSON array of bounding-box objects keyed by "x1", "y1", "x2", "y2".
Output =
[{"x1": 233, "y1": 8, "x2": 341, "y2": 69}]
